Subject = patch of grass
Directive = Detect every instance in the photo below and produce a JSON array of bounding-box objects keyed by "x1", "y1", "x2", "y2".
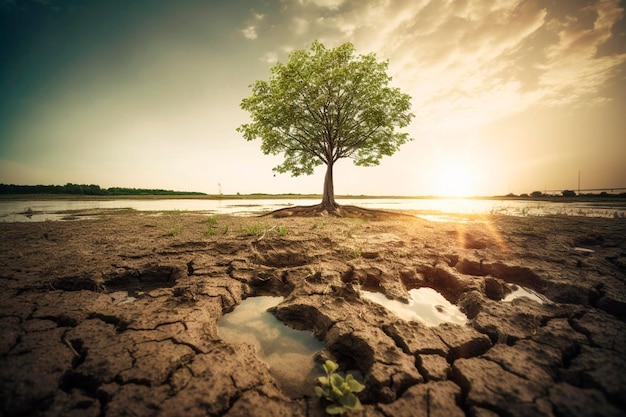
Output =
[
  {"x1": 341, "y1": 245, "x2": 361, "y2": 259},
  {"x1": 166, "y1": 228, "x2": 181, "y2": 237},
  {"x1": 203, "y1": 216, "x2": 222, "y2": 236},
  {"x1": 312, "y1": 220, "x2": 325, "y2": 229},
  {"x1": 349, "y1": 246, "x2": 361, "y2": 259},
  {"x1": 241, "y1": 224, "x2": 287, "y2": 237},
  {"x1": 179, "y1": 356, "x2": 192, "y2": 368},
  {"x1": 243, "y1": 223, "x2": 266, "y2": 235}
]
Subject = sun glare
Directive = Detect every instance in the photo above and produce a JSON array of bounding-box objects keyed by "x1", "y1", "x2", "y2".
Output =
[{"x1": 436, "y1": 164, "x2": 475, "y2": 197}]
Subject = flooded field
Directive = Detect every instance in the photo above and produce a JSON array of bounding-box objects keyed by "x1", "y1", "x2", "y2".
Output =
[{"x1": 1, "y1": 197, "x2": 625, "y2": 222}]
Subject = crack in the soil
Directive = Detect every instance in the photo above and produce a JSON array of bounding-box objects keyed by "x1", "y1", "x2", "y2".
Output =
[
  {"x1": 415, "y1": 356, "x2": 430, "y2": 382},
  {"x1": 0, "y1": 312, "x2": 25, "y2": 322},
  {"x1": 156, "y1": 320, "x2": 188, "y2": 331},
  {"x1": 165, "y1": 358, "x2": 193, "y2": 394},
  {"x1": 166, "y1": 337, "x2": 204, "y2": 355},
  {"x1": 87, "y1": 313, "x2": 129, "y2": 332},
  {"x1": 226, "y1": 263, "x2": 252, "y2": 285},
  {"x1": 36, "y1": 314, "x2": 78, "y2": 327},
  {"x1": 59, "y1": 370, "x2": 101, "y2": 398},
  {"x1": 126, "y1": 320, "x2": 188, "y2": 332}
]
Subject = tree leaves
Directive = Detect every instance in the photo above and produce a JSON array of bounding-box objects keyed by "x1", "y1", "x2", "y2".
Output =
[{"x1": 237, "y1": 40, "x2": 414, "y2": 179}]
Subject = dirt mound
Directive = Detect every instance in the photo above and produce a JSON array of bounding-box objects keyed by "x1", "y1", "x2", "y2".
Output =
[{"x1": 266, "y1": 203, "x2": 414, "y2": 220}]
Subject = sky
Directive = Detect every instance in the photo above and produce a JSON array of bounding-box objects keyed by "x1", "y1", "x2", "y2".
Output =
[{"x1": 1, "y1": 0, "x2": 625, "y2": 197}]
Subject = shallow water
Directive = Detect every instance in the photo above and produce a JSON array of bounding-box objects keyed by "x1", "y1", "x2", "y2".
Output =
[
  {"x1": 503, "y1": 285, "x2": 550, "y2": 304},
  {"x1": 1, "y1": 197, "x2": 624, "y2": 222},
  {"x1": 217, "y1": 296, "x2": 324, "y2": 398},
  {"x1": 361, "y1": 288, "x2": 467, "y2": 326}
]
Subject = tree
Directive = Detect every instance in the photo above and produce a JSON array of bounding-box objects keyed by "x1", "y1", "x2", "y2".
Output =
[{"x1": 237, "y1": 41, "x2": 414, "y2": 214}]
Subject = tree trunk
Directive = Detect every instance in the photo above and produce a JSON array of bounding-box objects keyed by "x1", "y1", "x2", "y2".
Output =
[{"x1": 321, "y1": 162, "x2": 338, "y2": 211}]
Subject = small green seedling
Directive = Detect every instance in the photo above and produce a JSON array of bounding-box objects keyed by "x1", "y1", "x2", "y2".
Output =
[{"x1": 315, "y1": 360, "x2": 365, "y2": 415}]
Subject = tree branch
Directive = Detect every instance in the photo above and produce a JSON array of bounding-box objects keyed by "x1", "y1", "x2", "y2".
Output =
[{"x1": 279, "y1": 128, "x2": 327, "y2": 163}]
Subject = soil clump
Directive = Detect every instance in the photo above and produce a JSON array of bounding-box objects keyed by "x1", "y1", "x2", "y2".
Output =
[{"x1": 1, "y1": 209, "x2": 625, "y2": 416}]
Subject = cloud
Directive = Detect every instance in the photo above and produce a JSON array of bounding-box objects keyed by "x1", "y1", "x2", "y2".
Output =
[
  {"x1": 258, "y1": 0, "x2": 626, "y2": 132},
  {"x1": 242, "y1": 25, "x2": 258, "y2": 40},
  {"x1": 291, "y1": 17, "x2": 310, "y2": 35},
  {"x1": 241, "y1": 11, "x2": 265, "y2": 40},
  {"x1": 292, "y1": 0, "x2": 346, "y2": 10},
  {"x1": 537, "y1": 0, "x2": 626, "y2": 106},
  {"x1": 260, "y1": 52, "x2": 279, "y2": 64}
]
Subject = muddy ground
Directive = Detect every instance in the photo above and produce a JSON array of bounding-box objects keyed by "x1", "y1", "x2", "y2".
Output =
[{"x1": 0, "y1": 209, "x2": 625, "y2": 417}]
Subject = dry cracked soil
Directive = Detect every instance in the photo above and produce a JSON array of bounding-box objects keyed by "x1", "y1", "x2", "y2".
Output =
[{"x1": 0, "y1": 209, "x2": 625, "y2": 417}]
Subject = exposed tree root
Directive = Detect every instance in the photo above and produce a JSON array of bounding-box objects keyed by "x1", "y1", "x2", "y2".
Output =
[{"x1": 262, "y1": 203, "x2": 416, "y2": 220}]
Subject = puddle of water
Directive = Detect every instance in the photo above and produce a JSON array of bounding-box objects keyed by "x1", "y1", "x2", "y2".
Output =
[
  {"x1": 217, "y1": 296, "x2": 324, "y2": 398},
  {"x1": 362, "y1": 288, "x2": 467, "y2": 326},
  {"x1": 502, "y1": 285, "x2": 549, "y2": 304}
]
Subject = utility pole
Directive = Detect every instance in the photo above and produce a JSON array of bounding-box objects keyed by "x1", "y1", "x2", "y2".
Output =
[{"x1": 578, "y1": 170, "x2": 581, "y2": 196}]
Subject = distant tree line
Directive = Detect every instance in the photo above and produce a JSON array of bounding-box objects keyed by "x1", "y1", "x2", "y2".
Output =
[
  {"x1": 0, "y1": 183, "x2": 206, "y2": 196},
  {"x1": 504, "y1": 190, "x2": 626, "y2": 198}
]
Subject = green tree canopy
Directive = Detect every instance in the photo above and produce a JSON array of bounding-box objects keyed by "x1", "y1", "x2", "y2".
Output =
[{"x1": 237, "y1": 41, "x2": 414, "y2": 213}]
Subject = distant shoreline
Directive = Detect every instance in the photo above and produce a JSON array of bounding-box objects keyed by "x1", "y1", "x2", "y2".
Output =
[{"x1": 1, "y1": 193, "x2": 625, "y2": 204}]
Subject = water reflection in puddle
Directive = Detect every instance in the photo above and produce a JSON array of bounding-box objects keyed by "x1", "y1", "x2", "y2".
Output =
[
  {"x1": 503, "y1": 285, "x2": 549, "y2": 304},
  {"x1": 416, "y1": 214, "x2": 479, "y2": 223},
  {"x1": 362, "y1": 288, "x2": 467, "y2": 326},
  {"x1": 217, "y1": 296, "x2": 324, "y2": 398}
]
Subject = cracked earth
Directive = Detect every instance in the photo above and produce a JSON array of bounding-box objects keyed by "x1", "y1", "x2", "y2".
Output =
[{"x1": 0, "y1": 210, "x2": 625, "y2": 416}]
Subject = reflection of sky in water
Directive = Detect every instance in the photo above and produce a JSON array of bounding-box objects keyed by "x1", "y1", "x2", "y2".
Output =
[
  {"x1": 503, "y1": 285, "x2": 549, "y2": 304},
  {"x1": 217, "y1": 296, "x2": 324, "y2": 398},
  {"x1": 362, "y1": 288, "x2": 467, "y2": 326},
  {"x1": 2, "y1": 198, "x2": 625, "y2": 222}
]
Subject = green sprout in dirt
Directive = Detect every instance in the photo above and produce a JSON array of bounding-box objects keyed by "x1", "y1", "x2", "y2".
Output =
[
  {"x1": 203, "y1": 216, "x2": 218, "y2": 236},
  {"x1": 242, "y1": 223, "x2": 266, "y2": 235},
  {"x1": 315, "y1": 360, "x2": 365, "y2": 415},
  {"x1": 312, "y1": 220, "x2": 325, "y2": 229},
  {"x1": 166, "y1": 227, "x2": 181, "y2": 237}
]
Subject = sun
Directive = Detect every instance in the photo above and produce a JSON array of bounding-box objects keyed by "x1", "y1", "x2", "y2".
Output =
[{"x1": 435, "y1": 163, "x2": 475, "y2": 197}]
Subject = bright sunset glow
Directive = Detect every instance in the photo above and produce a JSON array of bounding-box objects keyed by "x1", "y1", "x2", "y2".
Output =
[
  {"x1": 435, "y1": 165, "x2": 476, "y2": 198},
  {"x1": 1, "y1": 1, "x2": 625, "y2": 196}
]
